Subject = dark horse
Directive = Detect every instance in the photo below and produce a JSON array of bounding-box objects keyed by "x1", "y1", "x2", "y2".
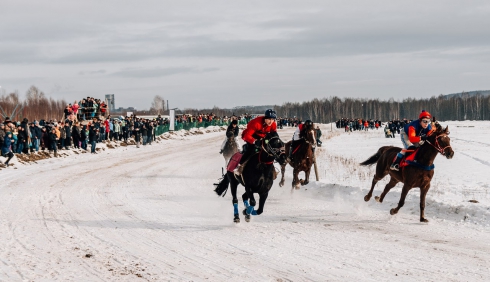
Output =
[
  {"x1": 214, "y1": 131, "x2": 287, "y2": 223},
  {"x1": 360, "y1": 122, "x2": 454, "y2": 222},
  {"x1": 279, "y1": 123, "x2": 316, "y2": 189},
  {"x1": 222, "y1": 130, "x2": 239, "y2": 166}
]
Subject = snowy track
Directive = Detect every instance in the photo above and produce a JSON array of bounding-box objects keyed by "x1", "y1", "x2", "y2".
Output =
[{"x1": 1, "y1": 122, "x2": 489, "y2": 281}]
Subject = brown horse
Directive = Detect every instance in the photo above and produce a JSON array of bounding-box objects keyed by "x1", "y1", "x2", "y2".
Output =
[
  {"x1": 222, "y1": 131, "x2": 239, "y2": 166},
  {"x1": 279, "y1": 123, "x2": 316, "y2": 189},
  {"x1": 360, "y1": 122, "x2": 454, "y2": 222}
]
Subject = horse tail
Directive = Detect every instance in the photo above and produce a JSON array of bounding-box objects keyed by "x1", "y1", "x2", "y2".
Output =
[
  {"x1": 360, "y1": 147, "x2": 387, "y2": 166},
  {"x1": 214, "y1": 168, "x2": 230, "y2": 197}
]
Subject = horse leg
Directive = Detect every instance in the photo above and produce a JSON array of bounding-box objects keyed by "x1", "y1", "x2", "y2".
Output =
[
  {"x1": 229, "y1": 175, "x2": 240, "y2": 223},
  {"x1": 375, "y1": 177, "x2": 399, "y2": 203},
  {"x1": 279, "y1": 164, "x2": 286, "y2": 187},
  {"x1": 364, "y1": 174, "x2": 382, "y2": 201},
  {"x1": 292, "y1": 167, "x2": 301, "y2": 189},
  {"x1": 419, "y1": 185, "x2": 430, "y2": 222},
  {"x1": 390, "y1": 184, "x2": 412, "y2": 216},
  {"x1": 256, "y1": 192, "x2": 269, "y2": 215},
  {"x1": 302, "y1": 167, "x2": 311, "y2": 186},
  {"x1": 241, "y1": 192, "x2": 256, "y2": 222}
]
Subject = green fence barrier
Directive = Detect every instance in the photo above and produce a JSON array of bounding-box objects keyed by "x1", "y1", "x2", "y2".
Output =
[{"x1": 154, "y1": 119, "x2": 247, "y2": 136}]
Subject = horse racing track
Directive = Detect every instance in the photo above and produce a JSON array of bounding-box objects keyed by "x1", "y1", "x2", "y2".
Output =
[{"x1": 1, "y1": 122, "x2": 489, "y2": 280}]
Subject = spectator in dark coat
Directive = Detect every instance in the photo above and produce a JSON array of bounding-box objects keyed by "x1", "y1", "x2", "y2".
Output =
[
  {"x1": 1, "y1": 131, "x2": 14, "y2": 166},
  {"x1": 16, "y1": 126, "x2": 28, "y2": 154},
  {"x1": 89, "y1": 126, "x2": 99, "y2": 154},
  {"x1": 63, "y1": 122, "x2": 72, "y2": 149},
  {"x1": 72, "y1": 123, "x2": 81, "y2": 149},
  {"x1": 41, "y1": 127, "x2": 50, "y2": 150},
  {"x1": 49, "y1": 128, "x2": 59, "y2": 157},
  {"x1": 30, "y1": 122, "x2": 42, "y2": 152}
]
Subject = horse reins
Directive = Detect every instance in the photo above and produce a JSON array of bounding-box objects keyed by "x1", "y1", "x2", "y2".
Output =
[{"x1": 426, "y1": 134, "x2": 451, "y2": 155}]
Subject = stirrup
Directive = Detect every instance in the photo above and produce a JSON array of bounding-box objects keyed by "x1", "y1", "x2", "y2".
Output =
[{"x1": 390, "y1": 164, "x2": 399, "y2": 171}]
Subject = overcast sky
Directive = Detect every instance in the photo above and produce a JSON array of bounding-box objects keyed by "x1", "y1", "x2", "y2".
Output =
[{"x1": 1, "y1": 0, "x2": 490, "y2": 110}]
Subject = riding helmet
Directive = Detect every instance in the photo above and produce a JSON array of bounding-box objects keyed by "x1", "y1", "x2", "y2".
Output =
[
  {"x1": 419, "y1": 110, "x2": 431, "y2": 120},
  {"x1": 264, "y1": 109, "x2": 277, "y2": 119},
  {"x1": 304, "y1": 120, "x2": 313, "y2": 126}
]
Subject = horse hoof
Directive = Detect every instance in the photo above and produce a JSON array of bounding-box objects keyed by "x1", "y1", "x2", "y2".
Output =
[
  {"x1": 375, "y1": 196, "x2": 382, "y2": 203},
  {"x1": 245, "y1": 215, "x2": 251, "y2": 222},
  {"x1": 234, "y1": 218, "x2": 240, "y2": 223},
  {"x1": 364, "y1": 195, "x2": 371, "y2": 202},
  {"x1": 302, "y1": 181, "x2": 309, "y2": 186},
  {"x1": 390, "y1": 208, "x2": 397, "y2": 215},
  {"x1": 279, "y1": 181, "x2": 284, "y2": 187},
  {"x1": 420, "y1": 218, "x2": 429, "y2": 223}
]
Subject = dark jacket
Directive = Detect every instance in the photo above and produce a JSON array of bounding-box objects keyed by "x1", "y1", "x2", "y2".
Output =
[{"x1": 88, "y1": 128, "x2": 98, "y2": 142}]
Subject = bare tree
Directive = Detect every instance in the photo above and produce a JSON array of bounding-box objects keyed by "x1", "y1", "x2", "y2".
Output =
[{"x1": 150, "y1": 95, "x2": 165, "y2": 115}]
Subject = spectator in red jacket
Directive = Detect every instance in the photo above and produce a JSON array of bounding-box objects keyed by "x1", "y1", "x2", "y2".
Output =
[{"x1": 234, "y1": 109, "x2": 277, "y2": 176}]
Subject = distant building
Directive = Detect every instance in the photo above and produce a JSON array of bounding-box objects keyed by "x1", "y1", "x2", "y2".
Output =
[{"x1": 105, "y1": 94, "x2": 115, "y2": 111}]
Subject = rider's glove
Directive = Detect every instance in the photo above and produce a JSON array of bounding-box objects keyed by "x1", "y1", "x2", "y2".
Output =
[
  {"x1": 420, "y1": 134, "x2": 427, "y2": 141},
  {"x1": 254, "y1": 139, "x2": 262, "y2": 148}
]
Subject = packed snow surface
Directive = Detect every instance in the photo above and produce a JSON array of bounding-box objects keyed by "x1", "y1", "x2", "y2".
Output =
[{"x1": 1, "y1": 121, "x2": 489, "y2": 281}]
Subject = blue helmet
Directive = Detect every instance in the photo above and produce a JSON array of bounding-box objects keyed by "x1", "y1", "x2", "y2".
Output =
[{"x1": 264, "y1": 109, "x2": 277, "y2": 119}]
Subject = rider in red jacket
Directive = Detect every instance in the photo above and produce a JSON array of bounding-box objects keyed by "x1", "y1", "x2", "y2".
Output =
[
  {"x1": 390, "y1": 110, "x2": 433, "y2": 171},
  {"x1": 234, "y1": 109, "x2": 277, "y2": 175}
]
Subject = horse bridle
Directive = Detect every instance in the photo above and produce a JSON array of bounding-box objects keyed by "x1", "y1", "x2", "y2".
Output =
[
  {"x1": 261, "y1": 136, "x2": 285, "y2": 160},
  {"x1": 426, "y1": 133, "x2": 451, "y2": 156}
]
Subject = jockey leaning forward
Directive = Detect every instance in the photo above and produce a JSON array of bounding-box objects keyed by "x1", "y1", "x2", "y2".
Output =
[
  {"x1": 288, "y1": 119, "x2": 315, "y2": 162},
  {"x1": 219, "y1": 119, "x2": 239, "y2": 154},
  {"x1": 390, "y1": 110, "x2": 433, "y2": 171},
  {"x1": 234, "y1": 109, "x2": 277, "y2": 176}
]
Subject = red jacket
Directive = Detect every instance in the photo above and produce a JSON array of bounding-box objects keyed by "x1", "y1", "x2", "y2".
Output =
[{"x1": 241, "y1": 116, "x2": 277, "y2": 144}]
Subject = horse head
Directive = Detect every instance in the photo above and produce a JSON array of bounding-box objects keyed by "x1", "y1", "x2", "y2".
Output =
[
  {"x1": 264, "y1": 131, "x2": 287, "y2": 165},
  {"x1": 226, "y1": 130, "x2": 234, "y2": 139},
  {"x1": 428, "y1": 122, "x2": 454, "y2": 159}
]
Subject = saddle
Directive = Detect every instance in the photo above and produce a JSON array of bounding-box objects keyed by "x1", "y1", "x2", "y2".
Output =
[
  {"x1": 398, "y1": 149, "x2": 417, "y2": 169},
  {"x1": 227, "y1": 152, "x2": 243, "y2": 172},
  {"x1": 397, "y1": 147, "x2": 435, "y2": 171}
]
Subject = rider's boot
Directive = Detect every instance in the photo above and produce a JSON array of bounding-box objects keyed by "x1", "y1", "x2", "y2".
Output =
[{"x1": 390, "y1": 154, "x2": 403, "y2": 171}]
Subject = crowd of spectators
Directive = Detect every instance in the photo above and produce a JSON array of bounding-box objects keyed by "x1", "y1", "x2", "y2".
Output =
[
  {"x1": 336, "y1": 118, "x2": 383, "y2": 132},
  {"x1": 1, "y1": 105, "x2": 319, "y2": 167},
  {"x1": 61, "y1": 97, "x2": 109, "y2": 122},
  {"x1": 0, "y1": 113, "x2": 168, "y2": 165}
]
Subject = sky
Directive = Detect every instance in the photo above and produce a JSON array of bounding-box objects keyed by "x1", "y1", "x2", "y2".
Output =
[{"x1": 1, "y1": 0, "x2": 490, "y2": 110}]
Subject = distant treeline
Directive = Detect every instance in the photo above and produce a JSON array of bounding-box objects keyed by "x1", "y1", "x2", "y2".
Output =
[
  {"x1": 3, "y1": 85, "x2": 490, "y2": 123},
  {"x1": 186, "y1": 94, "x2": 490, "y2": 122}
]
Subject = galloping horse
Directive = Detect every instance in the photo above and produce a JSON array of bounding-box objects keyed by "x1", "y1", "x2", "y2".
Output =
[
  {"x1": 214, "y1": 131, "x2": 287, "y2": 223},
  {"x1": 360, "y1": 122, "x2": 454, "y2": 222},
  {"x1": 279, "y1": 123, "x2": 316, "y2": 189},
  {"x1": 222, "y1": 130, "x2": 239, "y2": 165}
]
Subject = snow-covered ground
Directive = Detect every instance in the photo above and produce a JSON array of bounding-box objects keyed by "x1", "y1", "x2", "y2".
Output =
[{"x1": 1, "y1": 121, "x2": 489, "y2": 281}]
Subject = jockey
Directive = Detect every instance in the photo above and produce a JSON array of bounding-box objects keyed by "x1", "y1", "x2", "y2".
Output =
[
  {"x1": 234, "y1": 109, "x2": 277, "y2": 175},
  {"x1": 219, "y1": 119, "x2": 239, "y2": 154},
  {"x1": 390, "y1": 110, "x2": 433, "y2": 171},
  {"x1": 288, "y1": 120, "x2": 315, "y2": 162}
]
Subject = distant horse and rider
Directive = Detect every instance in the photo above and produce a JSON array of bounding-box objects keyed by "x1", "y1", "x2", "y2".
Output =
[
  {"x1": 279, "y1": 120, "x2": 317, "y2": 189},
  {"x1": 220, "y1": 120, "x2": 240, "y2": 165},
  {"x1": 360, "y1": 119, "x2": 454, "y2": 222}
]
